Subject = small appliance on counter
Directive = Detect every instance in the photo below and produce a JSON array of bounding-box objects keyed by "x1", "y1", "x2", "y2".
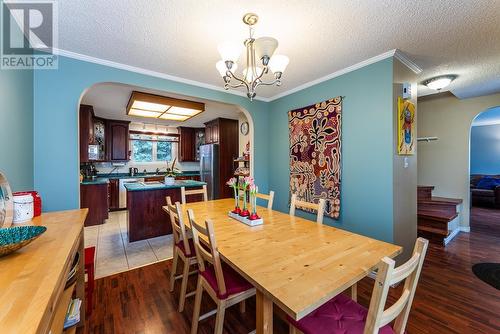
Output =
[{"x1": 129, "y1": 167, "x2": 139, "y2": 176}]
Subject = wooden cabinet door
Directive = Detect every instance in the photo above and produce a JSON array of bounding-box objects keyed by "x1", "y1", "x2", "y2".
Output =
[
  {"x1": 212, "y1": 121, "x2": 219, "y2": 143},
  {"x1": 178, "y1": 127, "x2": 195, "y2": 161},
  {"x1": 80, "y1": 183, "x2": 109, "y2": 226},
  {"x1": 107, "y1": 120, "x2": 130, "y2": 161},
  {"x1": 205, "y1": 124, "x2": 212, "y2": 144},
  {"x1": 108, "y1": 179, "x2": 119, "y2": 210},
  {"x1": 79, "y1": 105, "x2": 94, "y2": 163}
]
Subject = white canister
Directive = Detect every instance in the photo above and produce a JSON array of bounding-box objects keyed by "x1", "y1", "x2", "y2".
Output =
[{"x1": 13, "y1": 194, "x2": 34, "y2": 223}]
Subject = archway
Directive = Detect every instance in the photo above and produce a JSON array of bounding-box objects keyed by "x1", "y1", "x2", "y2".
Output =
[
  {"x1": 469, "y1": 106, "x2": 500, "y2": 232},
  {"x1": 77, "y1": 82, "x2": 256, "y2": 203}
]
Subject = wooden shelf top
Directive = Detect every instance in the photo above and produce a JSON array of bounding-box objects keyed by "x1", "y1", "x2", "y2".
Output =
[{"x1": 0, "y1": 209, "x2": 87, "y2": 334}]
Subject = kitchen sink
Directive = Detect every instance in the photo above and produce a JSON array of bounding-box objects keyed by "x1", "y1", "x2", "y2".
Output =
[{"x1": 140, "y1": 181, "x2": 164, "y2": 186}]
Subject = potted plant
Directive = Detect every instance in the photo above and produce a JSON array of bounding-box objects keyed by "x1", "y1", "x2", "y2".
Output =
[
  {"x1": 227, "y1": 177, "x2": 240, "y2": 214},
  {"x1": 239, "y1": 176, "x2": 253, "y2": 217},
  {"x1": 164, "y1": 158, "x2": 179, "y2": 185}
]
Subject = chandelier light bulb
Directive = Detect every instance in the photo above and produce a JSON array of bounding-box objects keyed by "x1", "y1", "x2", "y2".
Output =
[
  {"x1": 217, "y1": 41, "x2": 242, "y2": 63},
  {"x1": 269, "y1": 55, "x2": 289, "y2": 74}
]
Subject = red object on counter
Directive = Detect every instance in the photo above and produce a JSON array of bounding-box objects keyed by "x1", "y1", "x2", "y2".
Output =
[{"x1": 13, "y1": 191, "x2": 42, "y2": 217}]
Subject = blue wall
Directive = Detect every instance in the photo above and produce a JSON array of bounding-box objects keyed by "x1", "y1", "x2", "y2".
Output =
[
  {"x1": 0, "y1": 67, "x2": 33, "y2": 192},
  {"x1": 34, "y1": 56, "x2": 269, "y2": 211},
  {"x1": 471, "y1": 123, "x2": 500, "y2": 175},
  {"x1": 268, "y1": 58, "x2": 395, "y2": 242}
]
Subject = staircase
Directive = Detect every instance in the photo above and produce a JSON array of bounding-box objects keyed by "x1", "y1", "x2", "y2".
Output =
[{"x1": 417, "y1": 186, "x2": 463, "y2": 245}]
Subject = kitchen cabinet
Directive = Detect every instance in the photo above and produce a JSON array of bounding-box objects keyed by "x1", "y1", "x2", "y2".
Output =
[
  {"x1": 205, "y1": 120, "x2": 220, "y2": 144},
  {"x1": 106, "y1": 120, "x2": 130, "y2": 161},
  {"x1": 203, "y1": 118, "x2": 239, "y2": 198},
  {"x1": 178, "y1": 127, "x2": 196, "y2": 162},
  {"x1": 80, "y1": 183, "x2": 109, "y2": 226},
  {"x1": 79, "y1": 104, "x2": 94, "y2": 163},
  {"x1": 178, "y1": 127, "x2": 205, "y2": 162},
  {"x1": 108, "y1": 179, "x2": 119, "y2": 211}
]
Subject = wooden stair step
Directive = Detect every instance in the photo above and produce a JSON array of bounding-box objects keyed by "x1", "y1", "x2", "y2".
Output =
[
  {"x1": 418, "y1": 225, "x2": 450, "y2": 236},
  {"x1": 418, "y1": 209, "x2": 458, "y2": 222}
]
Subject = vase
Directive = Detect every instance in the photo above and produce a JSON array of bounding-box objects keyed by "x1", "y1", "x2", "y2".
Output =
[
  {"x1": 232, "y1": 188, "x2": 241, "y2": 214},
  {"x1": 240, "y1": 189, "x2": 250, "y2": 217},
  {"x1": 164, "y1": 176, "x2": 175, "y2": 185}
]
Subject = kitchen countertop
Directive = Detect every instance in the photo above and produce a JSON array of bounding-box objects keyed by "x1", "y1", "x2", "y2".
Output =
[
  {"x1": 81, "y1": 171, "x2": 200, "y2": 185},
  {"x1": 124, "y1": 179, "x2": 206, "y2": 191}
]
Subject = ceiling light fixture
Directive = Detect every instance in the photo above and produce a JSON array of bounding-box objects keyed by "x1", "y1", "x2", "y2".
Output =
[
  {"x1": 216, "y1": 13, "x2": 289, "y2": 101},
  {"x1": 423, "y1": 75, "x2": 457, "y2": 91},
  {"x1": 126, "y1": 91, "x2": 204, "y2": 122}
]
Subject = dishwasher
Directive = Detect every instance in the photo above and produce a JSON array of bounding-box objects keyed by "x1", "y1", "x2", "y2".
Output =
[{"x1": 118, "y1": 178, "x2": 144, "y2": 209}]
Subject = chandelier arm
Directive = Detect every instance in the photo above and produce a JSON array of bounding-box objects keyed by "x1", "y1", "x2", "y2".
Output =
[
  {"x1": 253, "y1": 78, "x2": 281, "y2": 88},
  {"x1": 227, "y1": 71, "x2": 251, "y2": 91}
]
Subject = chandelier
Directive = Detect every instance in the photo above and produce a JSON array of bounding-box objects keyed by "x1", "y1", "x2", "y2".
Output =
[{"x1": 216, "y1": 13, "x2": 289, "y2": 100}]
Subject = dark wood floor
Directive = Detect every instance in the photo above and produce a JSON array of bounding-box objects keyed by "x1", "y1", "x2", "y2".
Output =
[{"x1": 84, "y1": 207, "x2": 500, "y2": 334}]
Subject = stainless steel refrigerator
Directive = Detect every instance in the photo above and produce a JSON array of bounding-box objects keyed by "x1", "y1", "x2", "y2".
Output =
[{"x1": 200, "y1": 144, "x2": 220, "y2": 200}]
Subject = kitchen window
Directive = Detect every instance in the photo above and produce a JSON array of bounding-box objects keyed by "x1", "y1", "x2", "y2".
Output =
[{"x1": 130, "y1": 133, "x2": 178, "y2": 162}]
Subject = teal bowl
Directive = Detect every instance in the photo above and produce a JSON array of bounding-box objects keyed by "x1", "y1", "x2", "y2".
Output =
[{"x1": 0, "y1": 225, "x2": 47, "y2": 257}]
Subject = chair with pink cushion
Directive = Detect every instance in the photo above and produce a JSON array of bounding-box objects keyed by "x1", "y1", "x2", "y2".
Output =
[
  {"x1": 187, "y1": 209, "x2": 256, "y2": 334},
  {"x1": 166, "y1": 196, "x2": 198, "y2": 312},
  {"x1": 288, "y1": 237, "x2": 429, "y2": 334}
]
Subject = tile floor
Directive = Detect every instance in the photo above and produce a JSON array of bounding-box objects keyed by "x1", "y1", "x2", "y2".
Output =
[{"x1": 84, "y1": 210, "x2": 173, "y2": 279}]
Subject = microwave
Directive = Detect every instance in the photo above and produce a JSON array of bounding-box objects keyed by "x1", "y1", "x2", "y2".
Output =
[{"x1": 88, "y1": 144, "x2": 100, "y2": 160}]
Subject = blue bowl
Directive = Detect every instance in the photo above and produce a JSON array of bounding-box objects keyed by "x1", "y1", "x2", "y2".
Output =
[{"x1": 0, "y1": 225, "x2": 47, "y2": 257}]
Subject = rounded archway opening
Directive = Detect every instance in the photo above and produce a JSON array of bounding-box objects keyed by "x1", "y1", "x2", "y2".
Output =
[
  {"x1": 77, "y1": 81, "x2": 256, "y2": 202},
  {"x1": 468, "y1": 105, "x2": 500, "y2": 228}
]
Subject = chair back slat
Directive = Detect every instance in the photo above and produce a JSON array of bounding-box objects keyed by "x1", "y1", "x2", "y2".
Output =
[
  {"x1": 363, "y1": 238, "x2": 429, "y2": 334},
  {"x1": 256, "y1": 190, "x2": 275, "y2": 210},
  {"x1": 187, "y1": 209, "x2": 227, "y2": 296},
  {"x1": 165, "y1": 196, "x2": 192, "y2": 256},
  {"x1": 289, "y1": 193, "x2": 326, "y2": 224},
  {"x1": 181, "y1": 185, "x2": 208, "y2": 204}
]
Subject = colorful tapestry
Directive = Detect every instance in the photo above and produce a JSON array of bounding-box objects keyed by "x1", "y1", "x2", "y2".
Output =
[
  {"x1": 288, "y1": 97, "x2": 342, "y2": 219},
  {"x1": 397, "y1": 97, "x2": 415, "y2": 155}
]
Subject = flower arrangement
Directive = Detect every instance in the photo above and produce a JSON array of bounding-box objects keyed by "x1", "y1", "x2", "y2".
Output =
[
  {"x1": 248, "y1": 183, "x2": 260, "y2": 220},
  {"x1": 226, "y1": 177, "x2": 240, "y2": 214},
  {"x1": 165, "y1": 158, "x2": 180, "y2": 177},
  {"x1": 239, "y1": 176, "x2": 254, "y2": 217}
]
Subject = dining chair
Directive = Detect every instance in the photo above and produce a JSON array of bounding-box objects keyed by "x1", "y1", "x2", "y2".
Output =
[
  {"x1": 256, "y1": 190, "x2": 275, "y2": 209},
  {"x1": 289, "y1": 193, "x2": 326, "y2": 224},
  {"x1": 181, "y1": 185, "x2": 208, "y2": 204},
  {"x1": 288, "y1": 237, "x2": 429, "y2": 334},
  {"x1": 187, "y1": 209, "x2": 256, "y2": 334},
  {"x1": 165, "y1": 196, "x2": 198, "y2": 312}
]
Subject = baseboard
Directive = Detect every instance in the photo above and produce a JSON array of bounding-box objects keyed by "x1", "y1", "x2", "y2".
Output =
[{"x1": 444, "y1": 227, "x2": 461, "y2": 245}]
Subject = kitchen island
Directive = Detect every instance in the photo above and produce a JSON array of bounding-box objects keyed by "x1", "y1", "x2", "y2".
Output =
[{"x1": 125, "y1": 179, "x2": 206, "y2": 242}]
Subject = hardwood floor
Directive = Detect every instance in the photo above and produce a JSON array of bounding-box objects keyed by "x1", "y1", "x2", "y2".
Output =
[{"x1": 83, "y1": 207, "x2": 500, "y2": 334}]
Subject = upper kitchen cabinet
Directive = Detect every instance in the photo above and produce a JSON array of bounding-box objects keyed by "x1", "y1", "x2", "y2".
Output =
[
  {"x1": 178, "y1": 127, "x2": 195, "y2": 162},
  {"x1": 178, "y1": 127, "x2": 205, "y2": 162},
  {"x1": 204, "y1": 119, "x2": 220, "y2": 144},
  {"x1": 106, "y1": 120, "x2": 130, "y2": 161},
  {"x1": 79, "y1": 104, "x2": 94, "y2": 163}
]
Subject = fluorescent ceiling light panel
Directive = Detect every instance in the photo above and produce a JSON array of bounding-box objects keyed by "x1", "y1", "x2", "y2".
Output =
[
  {"x1": 128, "y1": 109, "x2": 163, "y2": 118},
  {"x1": 159, "y1": 113, "x2": 190, "y2": 121},
  {"x1": 126, "y1": 91, "x2": 205, "y2": 122},
  {"x1": 167, "y1": 106, "x2": 203, "y2": 116},
  {"x1": 131, "y1": 100, "x2": 169, "y2": 112}
]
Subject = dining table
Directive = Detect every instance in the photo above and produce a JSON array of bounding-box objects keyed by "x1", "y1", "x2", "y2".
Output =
[{"x1": 166, "y1": 198, "x2": 402, "y2": 334}]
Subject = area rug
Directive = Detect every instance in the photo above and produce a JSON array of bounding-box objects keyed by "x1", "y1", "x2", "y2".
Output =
[
  {"x1": 288, "y1": 97, "x2": 342, "y2": 219},
  {"x1": 472, "y1": 263, "x2": 500, "y2": 290}
]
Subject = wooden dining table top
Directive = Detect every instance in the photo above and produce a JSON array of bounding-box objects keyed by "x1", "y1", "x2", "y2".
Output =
[{"x1": 166, "y1": 198, "x2": 402, "y2": 321}]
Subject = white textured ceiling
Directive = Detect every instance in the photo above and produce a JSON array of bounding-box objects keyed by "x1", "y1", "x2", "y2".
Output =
[
  {"x1": 57, "y1": 0, "x2": 500, "y2": 99},
  {"x1": 81, "y1": 83, "x2": 244, "y2": 127}
]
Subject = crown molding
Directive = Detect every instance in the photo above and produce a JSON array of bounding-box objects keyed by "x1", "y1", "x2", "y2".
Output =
[
  {"x1": 53, "y1": 48, "x2": 271, "y2": 102},
  {"x1": 267, "y1": 49, "x2": 400, "y2": 101},
  {"x1": 54, "y1": 48, "x2": 421, "y2": 103},
  {"x1": 394, "y1": 49, "x2": 422, "y2": 74}
]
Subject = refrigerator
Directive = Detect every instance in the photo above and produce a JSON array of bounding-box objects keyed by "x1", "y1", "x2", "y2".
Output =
[{"x1": 200, "y1": 144, "x2": 220, "y2": 200}]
